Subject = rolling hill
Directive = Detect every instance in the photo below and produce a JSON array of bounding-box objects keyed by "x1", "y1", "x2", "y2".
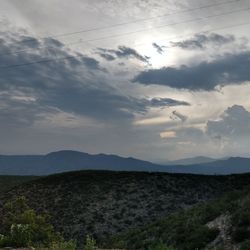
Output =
[
  {"x1": 108, "y1": 183, "x2": 250, "y2": 250},
  {"x1": 0, "y1": 175, "x2": 38, "y2": 193},
  {"x1": 1, "y1": 170, "x2": 250, "y2": 247}
]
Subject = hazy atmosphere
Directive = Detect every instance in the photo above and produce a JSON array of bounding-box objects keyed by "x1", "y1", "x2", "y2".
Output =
[
  {"x1": 1, "y1": 0, "x2": 250, "y2": 162},
  {"x1": 2, "y1": 2, "x2": 250, "y2": 250}
]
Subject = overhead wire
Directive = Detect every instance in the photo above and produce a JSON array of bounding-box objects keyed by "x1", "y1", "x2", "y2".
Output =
[
  {"x1": 1, "y1": 19, "x2": 250, "y2": 71},
  {"x1": 0, "y1": 1, "x2": 249, "y2": 71},
  {"x1": 1, "y1": 1, "x2": 248, "y2": 58},
  {"x1": 8, "y1": 0, "x2": 240, "y2": 45}
]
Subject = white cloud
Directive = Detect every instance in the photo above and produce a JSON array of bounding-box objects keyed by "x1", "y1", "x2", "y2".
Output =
[{"x1": 207, "y1": 105, "x2": 250, "y2": 138}]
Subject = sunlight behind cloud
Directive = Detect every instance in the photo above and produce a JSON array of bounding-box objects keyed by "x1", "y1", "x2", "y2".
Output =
[{"x1": 160, "y1": 130, "x2": 177, "y2": 138}]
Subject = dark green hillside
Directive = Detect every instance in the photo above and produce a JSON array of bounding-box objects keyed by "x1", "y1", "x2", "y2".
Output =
[
  {"x1": 108, "y1": 184, "x2": 250, "y2": 250},
  {"x1": 1, "y1": 170, "x2": 250, "y2": 247},
  {"x1": 0, "y1": 175, "x2": 38, "y2": 193}
]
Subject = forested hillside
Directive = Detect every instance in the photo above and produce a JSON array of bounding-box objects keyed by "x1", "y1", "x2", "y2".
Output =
[
  {"x1": 108, "y1": 184, "x2": 250, "y2": 250},
  {"x1": 1, "y1": 171, "x2": 250, "y2": 248}
]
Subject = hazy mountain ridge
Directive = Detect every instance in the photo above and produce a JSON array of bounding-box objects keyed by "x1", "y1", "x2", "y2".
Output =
[
  {"x1": 164, "y1": 156, "x2": 217, "y2": 166},
  {"x1": 182, "y1": 157, "x2": 250, "y2": 174},
  {"x1": 0, "y1": 150, "x2": 159, "y2": 175},
  {"x1": 0, "y1": 150, "x2": 250, "y2": 175}
]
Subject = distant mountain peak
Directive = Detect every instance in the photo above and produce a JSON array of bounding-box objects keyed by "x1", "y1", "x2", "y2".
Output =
[
  {"x1": 165, "y1": 156, "x2": 216, "y2": 166},
  {"x1": 46, "y1": 150, "x2": 90, "y2": 156},
  {"x1": 0, "y1": 150, "x2": 250, "y2": 176}
]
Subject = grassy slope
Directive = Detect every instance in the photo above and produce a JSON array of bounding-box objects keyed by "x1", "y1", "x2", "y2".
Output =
[{"x1": 1, "y1": 170, "x2": 250, "y2": 247}]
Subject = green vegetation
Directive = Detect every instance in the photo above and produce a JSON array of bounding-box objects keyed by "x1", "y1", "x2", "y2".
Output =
[
  {"x1": 0, "y1": 175, "x2": 38, "y2": 193},
  {"x1": 240, "y1": 240, "x2": 250, "y2": 250},
  {"x1": 1, "y1": 171, "x2": 250, "y2": 245},
  {"x1": 148, "y1": 241, "x2": 176, "y2": 250},
  {"x1": 1, "y1": 171, "x2": 250, "y2": 249},
  {"x1": 231, "y1": 194, "x2": 250, "y2": 245},
  {"x1": 0, "y1": 196, "x2": 76, "y2": 250},
  {"x1": 84, "y1": 235, "x2": 97, "y2": 250},
  {"x1": 106, "y1": 186, "x2": 250, "y2": 250},
  {"x1": 0, "y1": 196, "x2": 101, "y2": 249},
  {"x1": 107, "y1": 207, "x2": 220, "y2": 249}
]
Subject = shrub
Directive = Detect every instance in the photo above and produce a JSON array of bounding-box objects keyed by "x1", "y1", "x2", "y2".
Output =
[
  {"x1": 0, "y1": 234, "x2": 7, "y2": 246},
  {"x1": 232, "y1": 203, "x2": 250, "y2": 243},
  {"x1": 9, "y1": 223, "x2": 32, "y2": 247},
  {"x1": 45, "y1": 240, "x2": 77, "y2": 250},
  {"x1": 178, "y1": 226, "x2": 219, "y2": 250},
  {"x1": 240, "y1": 240, "x2": 250, "y2": 250},
  {"x1": 0, "y1": 197, "x2": 75, "y2": 249},
  {"x1": 84, "y1": 235, "x2": 97, "y2": 250},
  {"x1": 149, "y1": 240, "x2": 176, "y2": 250},
  {"x1": 232, "y1": 227, "x2": 250, "y2": 243}
]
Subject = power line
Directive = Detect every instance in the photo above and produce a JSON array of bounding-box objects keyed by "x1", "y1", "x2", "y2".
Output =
[
  {"x1": 0, "y1": 54, "x2": 81, "y2": 70},
  {"x1": 1, "y1": 3, "x2": 248, "y2": 58},
  {"x1": 1, "y1": 19, "x2": 250, "y2": 71},
  {"x1": 10, "y1": 0, "x2": 239, "y2": 45},
  {"x1": 53, "y1": 0, "x2": 240, "y2": 38},
  {"x1": 73, "y1": 6, "x2": 250, "y2": 44},
  {"x1": 134, "y1": 19, "x2": 250, "y2": 48}
]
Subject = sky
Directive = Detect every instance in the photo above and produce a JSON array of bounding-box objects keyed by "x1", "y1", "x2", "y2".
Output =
[{"x1": 0, "y1": 0, "x2": 250, "y2": 162}]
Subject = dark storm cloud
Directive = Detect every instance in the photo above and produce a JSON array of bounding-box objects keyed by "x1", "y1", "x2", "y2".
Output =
[
  {"x1": 171, "y1": 33, "x2": 236, "y2": 50},
  {"x1": 97, "y1": 46, "x2": 150, "y2": 63},
  {"x1": 147, "y1": 98, "x2": 190, "y2": 107},
  {"x1": 0, "y1": 28, "x2": 188, "y2": 127},
  {"x1": 172, "y1": 111, "x2": 187, "y2": 122},
  {"x1": 133, "y1": 51, "x2": 250, "y2": 91},
  {"x1": 80, "y1": 56, "x2": 103, "y2": 70},
  {"x1": 98, "y1": 53, "x2": 116, "y2": 61},
  {"x1": 0, "y1": 35, "x2": 63, "y2": 57},
  {"x1": 152, "y1": 43, "x2": 166, "y2": 54}
]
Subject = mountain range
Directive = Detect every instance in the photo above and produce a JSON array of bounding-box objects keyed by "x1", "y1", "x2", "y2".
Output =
[
  {"x1": 163, "y1": 156, "x2": 217, "y2": 165},
  {"x1": 0, "y1": 150, "x2": 250, "y2": 175}
]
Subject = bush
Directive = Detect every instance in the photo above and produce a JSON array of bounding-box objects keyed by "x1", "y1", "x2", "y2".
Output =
[
  {"x1": 9, "y1": 223, "x2": 32, "y2": 247},
  {"x1": 0, "y1": 234, "x2": 7, "y2": 246},
  {"x1": 240, "y1": 240, "x2": 250, "y2": 250},
  {"x1": 41, "y1": 240, "x2": 77, "y2": 250},
  {"x1": 0, "y1": 197, "x2": 75, "y2": 249},
  {"x1": 232, "y1": 202, "x2": 250, "y2": 243},
  {"x1": 179, "y1": 226, "x2": 219, "y2": 250},
  {"x1": 233, "y1": 227, "x2": 250, "y2": 243},
  {"x1": 149, "y1": 240, "x2": 175, "y2": 250},
  {"x1": 84, "y1": 235, "x2": 97, "y2": 250}
]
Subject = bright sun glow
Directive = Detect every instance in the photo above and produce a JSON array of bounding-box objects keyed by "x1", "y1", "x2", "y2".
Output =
[{"x1": 135, "y1": 37, "x2": 176, "y2": 68}]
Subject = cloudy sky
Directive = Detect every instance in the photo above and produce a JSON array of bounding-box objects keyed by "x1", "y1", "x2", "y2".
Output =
[{"x1": 0, "y1": 0, "x2": 250, "y2": 162}]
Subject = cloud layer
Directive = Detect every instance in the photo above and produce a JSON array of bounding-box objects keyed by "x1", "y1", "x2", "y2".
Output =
[
  {"x1": 133, "y1": 51, "x2": 250, "y2": 90},
  {"x1": 171, "y1": 33, "x2": 236, "y2": 50},
  {"x1": 207, "y1": 105, "x2": 250, "y2": 139},
  {"x1": 97, "y1": 46, "x2": 150, "y2": 63},
  {"x1": 0, "y1": 26, "x2": 190, "y2": 129},
  {"x1": 1, "y1": 2, "x2": 250, "y2": 161}
]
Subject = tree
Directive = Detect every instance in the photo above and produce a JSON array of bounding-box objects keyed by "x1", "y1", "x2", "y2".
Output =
[{"x1": 0, "y1": 196, "x2": 76, "y2": 249}]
